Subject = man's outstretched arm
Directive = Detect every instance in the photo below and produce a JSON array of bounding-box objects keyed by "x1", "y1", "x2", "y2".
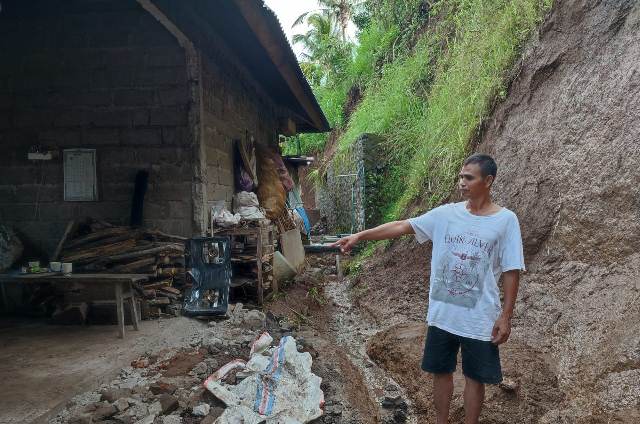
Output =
[{"x1": 331, "y1": 220, "x2": 415, "y2": 253}]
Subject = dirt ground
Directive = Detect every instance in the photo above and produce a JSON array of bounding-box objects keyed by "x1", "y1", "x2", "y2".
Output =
[
  {"x1": 4, "y1": 252, "x2": 635, "y2": 424},
  {"x1": 0, "y1": 315, "x2": 206, "y2": 424}
]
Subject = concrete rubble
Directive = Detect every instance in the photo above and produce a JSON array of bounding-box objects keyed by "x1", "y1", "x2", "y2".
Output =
[{"x1": 50, "y1": 303, "x2": 324, "y2": 424}]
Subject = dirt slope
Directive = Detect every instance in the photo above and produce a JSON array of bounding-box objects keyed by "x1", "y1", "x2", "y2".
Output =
[
  {"x1": 477, "y1": 0, "x2": 640, "y2": 420},
  {"x1": 352, "y1": 0, "x2": 640, "y2": 422}
]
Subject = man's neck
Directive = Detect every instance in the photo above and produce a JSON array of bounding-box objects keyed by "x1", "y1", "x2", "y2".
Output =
[{"x1": 466, "y1": 195, "x2": 494, "y2": 214}]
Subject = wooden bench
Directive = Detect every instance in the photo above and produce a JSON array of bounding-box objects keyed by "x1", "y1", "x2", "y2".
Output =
[{"x1": 0, "y1": 273, "x2": 149, "y2": 338}]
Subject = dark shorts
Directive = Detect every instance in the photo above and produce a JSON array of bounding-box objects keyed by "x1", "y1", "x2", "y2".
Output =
[{"x1": 421, "y1": 325, "x2": 502, "y2": 385}]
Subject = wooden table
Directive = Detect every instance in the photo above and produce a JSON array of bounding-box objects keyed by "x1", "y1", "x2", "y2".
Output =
[{"x1": 0, "y1": 273, "x2": 149, "y2": 338}]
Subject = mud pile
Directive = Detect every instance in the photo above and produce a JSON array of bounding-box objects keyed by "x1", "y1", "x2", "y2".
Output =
[
  {"x1": 354, "y1": 0, "x2": 640, "y2": 422},
  {"x1": 477, "y1": 0, "x2": 640, "y2": 421}
]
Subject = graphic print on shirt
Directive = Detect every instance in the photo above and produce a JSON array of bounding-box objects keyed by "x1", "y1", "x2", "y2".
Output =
[{"x1": 431, "y1": 230, "x2": 495, "y2": 308}]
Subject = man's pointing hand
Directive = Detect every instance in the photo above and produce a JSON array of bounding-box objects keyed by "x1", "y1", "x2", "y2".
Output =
[{"x1": 330, "y1": 234, "x2": 360, "y2": 253}]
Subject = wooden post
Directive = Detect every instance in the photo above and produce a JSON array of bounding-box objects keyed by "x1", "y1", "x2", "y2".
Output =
[
  {"x1": 127, "y1": 283, "x2": 140, "y2": 331},
  {"x1": 336, "y1": 254, "x2": 342, "y2": 278},
  {"x1": 269, "y1": 225, "x2": 277, "y2": 294},
  {"x1": 52, "y1": 220, "x2": 76, "y2": 261},
  {"x1": 115, "y1": 282, "x2": 125, "y2": 338},
  {"x1": 256, "y1": 224, "x2": 264, "y2": 305}
]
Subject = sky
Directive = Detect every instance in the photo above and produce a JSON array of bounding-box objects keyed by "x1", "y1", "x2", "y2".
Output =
[{"x1": 263, "y1": 0, "x2": 357, "y2": 58}]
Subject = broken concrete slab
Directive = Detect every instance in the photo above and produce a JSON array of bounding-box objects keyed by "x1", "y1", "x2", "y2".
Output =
[
  {"x1": 101, "y1": 387, "x2": 134, "y2": 402},
  {"x1": 158, "y1": 394, "x2": 179, "y2": 414},
  {"x1": 149, "y1": 382, "x2": 178, "y2": 395},
  {"x1": 192, "y1": 403, "x2": 210, "y2": 416},
  {"x1": 242, "y1": 309, "x2": 266, "y2": 330},
  {"x1": 114, "y1": 397, "x2": 130, "y2": 412}
]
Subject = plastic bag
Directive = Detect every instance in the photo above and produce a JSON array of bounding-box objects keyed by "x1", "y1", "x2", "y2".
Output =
[
  {"x1": 234, "y1": 191, "x2": 260, "y2": 209},
  {"x1": 204, "y1": 334, "x2": 324, "y2": 423},
  {"x1": 233, "y1": 192, "x2": 265, "y2": 220},
  {"x1": 213, "y1": 207, "x2": 241, "y2": 227},
  {"x1": 249, "y1": 332, "x2": 273, "y2": 356}
]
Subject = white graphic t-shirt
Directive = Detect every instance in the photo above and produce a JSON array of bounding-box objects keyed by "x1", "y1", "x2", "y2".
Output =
[{"x1": 408, "y1": 201, "x2": 525, "y2": 341}]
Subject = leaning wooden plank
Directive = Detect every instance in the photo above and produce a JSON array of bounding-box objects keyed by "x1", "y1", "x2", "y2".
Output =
[
  {"x1": 62, "y1": 230, "x2": 142, "y2": 256},
  {"x1": 52, "y1": 220, "x2": 77, "y2": 261},
  {"x1": 62, "y1": 236, "x2": 140, "y2": 261},
  {"x1": 159, "y1": 286, "x2": 181, "y2": 295},
  {"x1": 156, "y1": 291, "x2": 179, "y2": 300},
  {"x1": 96, "y1": 244, "x2": 184, "y2": 265},
  {"x1": 143, "y1": 229, "x2": 188, "y2": 243},
  {"x1": 64, "y1": 227, "x2": 129, "y2": 249},
  {"x1": 142, "y1": 279, "x2": 173, "y2": 289},
  {"x1": 61, "y1": 239, "x2": 138, "y2": 263},
  {"x1": 109, "y1": 257, "x2": 157, "y2": 272}
]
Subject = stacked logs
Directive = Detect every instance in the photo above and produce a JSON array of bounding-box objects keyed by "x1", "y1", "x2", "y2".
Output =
[{"x1": 59, "y1": 219, "x2": 187, "y2": 318}]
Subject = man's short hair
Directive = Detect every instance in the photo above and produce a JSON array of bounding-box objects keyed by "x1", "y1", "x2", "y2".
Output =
[{"x1": 463, "y1": 154, "x2": 497, "y2": 179}]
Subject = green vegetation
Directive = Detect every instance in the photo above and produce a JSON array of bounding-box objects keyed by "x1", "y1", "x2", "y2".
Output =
[{"x1": 288, "y1": 0, "x2": 551, "y2": 246}]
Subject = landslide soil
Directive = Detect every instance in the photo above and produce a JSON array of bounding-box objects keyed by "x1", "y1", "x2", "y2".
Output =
[
  {"x1": 265, "y1": 254, "x2": 381, "y2": 424},
  {"x1": 348, "y1": 0, "x2": 640, "y2": 422}
]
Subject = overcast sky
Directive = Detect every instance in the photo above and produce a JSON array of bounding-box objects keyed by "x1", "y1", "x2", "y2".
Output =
[{"x1": 263, "y1": 0, "x2": 357, "y2": 58}]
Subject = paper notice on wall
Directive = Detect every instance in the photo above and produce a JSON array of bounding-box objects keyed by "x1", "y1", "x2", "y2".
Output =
[{"x1": 64, "y1": 149, "x2": 97, "y2": 201}]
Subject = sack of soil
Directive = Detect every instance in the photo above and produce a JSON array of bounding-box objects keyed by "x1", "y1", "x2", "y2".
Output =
[{"x1": 204, "y1": 334, "x2": 324, "y2": 423}]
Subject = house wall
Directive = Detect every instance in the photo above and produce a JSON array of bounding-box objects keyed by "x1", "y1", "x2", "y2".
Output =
[
  {"x1": 0, "y1": 1, "x2": 193, "y2": 257},
  {"x1": 199, "y1": 50, "x2": 279, "y2": 214}
]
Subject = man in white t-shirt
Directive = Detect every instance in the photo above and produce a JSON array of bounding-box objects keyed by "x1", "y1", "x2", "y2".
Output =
[{"x1": 332, "y1": 154, "x2": 524, "y2": 424}]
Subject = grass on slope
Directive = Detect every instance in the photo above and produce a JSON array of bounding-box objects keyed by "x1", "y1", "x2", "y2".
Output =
[{"x1": 337, "y1": 0, "x2": 552, "y2": 222}]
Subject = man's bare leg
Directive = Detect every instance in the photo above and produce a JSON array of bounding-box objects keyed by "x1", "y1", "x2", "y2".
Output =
[
  {"x1": 463, "y1": 376, "x2": 485, "y2": 424},
  {"x1": 432, "y1": 372, "x2": 454, "y2": 424}
]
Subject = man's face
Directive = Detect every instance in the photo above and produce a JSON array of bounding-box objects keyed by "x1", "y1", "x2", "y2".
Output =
[{"x1": 458, "y1": 163, "x2": 493, "y2": 199}]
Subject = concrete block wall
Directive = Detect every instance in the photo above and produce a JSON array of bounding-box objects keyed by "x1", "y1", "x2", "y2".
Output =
[
  {"x1": 0, "y1": 0, "x2": 193, "y2": 257},
  {"x1": 199, "y1": 54, "x2": 279, "y2": 214},
  {"x1": 317, "y1": 134, "x2": 385, "y2": 234}
]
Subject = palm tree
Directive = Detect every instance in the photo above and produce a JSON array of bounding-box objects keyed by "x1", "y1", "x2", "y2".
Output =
[
  {"x1": 292, "y1": 11, "x2": 337, "y2": 61},
  {"x1": 293, "y1": 10, "x2": 349, "y2": 82},
  {"x1": 293, "y1": 0, "x2": 363, "y2": 42}
]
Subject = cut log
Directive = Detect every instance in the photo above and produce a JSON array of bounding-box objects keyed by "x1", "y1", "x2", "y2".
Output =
[
  {"x1": 63, "y1": 231, "x2": 142, "y2": 255},
  {"x1": 157, "y1": 267, "x2": 179, "y2": 277},
  {"x1": 143, "y1": 289, "x2": 157, "y2": 299},
  {"x1": 159, "y1": 286, "x2": 181, "y2": 295},
  {"x1": 109, "y1": 257, "x2": 157, "y2": 273},
  {"x1": 142, "y1": 280, "x2": 173, "y2": 289},
  {"x1": 157, "y1": 291, "x2": 179, "y2": 300},
  {"x1": 61, "y1": 239, "x2": 138, "y2": 264},
  {"x1": 144, "y1": 229, "x2": 188, "y2": 243},
  {"x1": 64, "y1": 227, "x2": 129, "y2": 250},
  {"x1": 149, "y1": 297, "x2": 170, "y2": 305},
  {"x1": 98, "y1": 244, "x2": 184, "y2": 264}
]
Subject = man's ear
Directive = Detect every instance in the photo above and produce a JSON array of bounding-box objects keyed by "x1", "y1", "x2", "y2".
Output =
[{"x1": 485, "y1": 175, "x2": 495, "y2": 188}]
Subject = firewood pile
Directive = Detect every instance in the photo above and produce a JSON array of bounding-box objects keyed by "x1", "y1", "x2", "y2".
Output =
[{"x1": 59, "y1": 219, "x2": 187, "y2": 318}]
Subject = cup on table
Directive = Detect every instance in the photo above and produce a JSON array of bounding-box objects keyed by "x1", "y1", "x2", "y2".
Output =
[
  {"x1": 28, "y1": 260, "x2": 40, "y2": 273},
  {"x1": 49, "y1": 261, "x2": 62, "y2": 272},
  {"x1": 62, "y1": 262, "x2": 73, "y2": 275}
]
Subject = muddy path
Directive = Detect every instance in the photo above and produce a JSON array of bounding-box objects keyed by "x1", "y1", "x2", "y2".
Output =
[
  {"x1": 267, "y1": 253, "x2": 418, "y2": 424},
  {"x1": 271, "y1": 252, "x2": 567, "y2": 424}
]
